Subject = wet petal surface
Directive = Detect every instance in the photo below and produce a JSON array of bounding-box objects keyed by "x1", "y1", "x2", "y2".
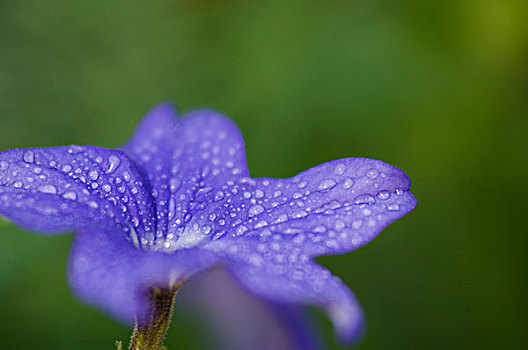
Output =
[{"x1": 0, "y1": 146, "x2": 155, "y2": 243}]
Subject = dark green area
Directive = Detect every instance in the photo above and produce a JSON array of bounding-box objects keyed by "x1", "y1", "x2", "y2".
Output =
[{"x1": 1, "y1": 0, "x2": 527, "y2": 348}]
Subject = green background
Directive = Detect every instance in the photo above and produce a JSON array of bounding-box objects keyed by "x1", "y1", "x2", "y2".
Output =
[{"x1": 1, "y1": 0, "x2": 527, "y2": 349}]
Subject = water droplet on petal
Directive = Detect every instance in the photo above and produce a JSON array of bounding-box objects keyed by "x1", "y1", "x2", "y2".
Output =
[
  {"x1": 297, "y1": 181, "x2": 307, "y2": 189},
  {"x1": 170, "y1": 178, "x2": 181, "y2": 192},
  {"x1": 214, "y1": 191, "x2": 225, "y2": 201},
  {"x1": 202, "y1": 225, "x2": 211, "y2": 235},
  {"x1": 352, "y1": 219, "x2": 363, "y2": 229},
  {"x1": 275, "y1": 214, "x2": 288, "y2": 223},
  {"x1": 212, "y1": 230, "x2": 226, "y2": 240},
  {"x1": 62, "y1": 191, "x2": 77, "y2": 200},
  {"x1": 248, "y1": 204, "x2": 265, "y2": 217},
  {"x1": 354, "y1": 194, "x2": 376, "y2": 205},
  {"x1": 367, "y1": 169, "x2": 378, "y2": 179},
  {"x1": 107, "y1": 155, "x2": 121, "y2": 174},
  {"x1": 23, "y1": 151, "x2": 35, "y2": 163},
  {"x1": 334, "y1": 220, "x2": 346, "y2": 230},
  {"x1": 131, "y1": 217, "x2": 140, "y2": 228},
  {"x1": 0, "y1": 161, "x2": 8, "y2": 171},
  {"x1": 38, "y1": 184, "x2": 57, "y2": 195},
  {"x1": 318, "y1": 179, "x2": 336, "y2": 191},
  {"x1": 334, "y1": 163, "x2": 346, "y2": 175},
  {"x1": 290, "y1": 210, "x2": 308, "y2": 219},
  {"x1": 61, "y1": 164, "x2": 72, "y2": 173},
  {"x1": 376, "y1": 190, "x2": 390, "y2": 200},
  {"x1": 343, "y1": 178, "x2": 354, "y2": 189},
  {"x1": 88, "y1": 170, "x2": 99, "y2": 181},
  {"x1": 387, "y1": 204, "x2": 400, "y2": 211},
  {"x1": 312, "y1": 225, "x2": 327, "y2": 233},
  {"x1": 87, "y1": 201, "x2": 99, "y2": 209}
]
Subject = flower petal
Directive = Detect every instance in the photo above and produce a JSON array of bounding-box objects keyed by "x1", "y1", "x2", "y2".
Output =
[
  {"x1": 203, "y1": 158, "x2": 416, "y2": 256},
  {"x1": 210, "y1": 238, "x2": 364, "y2": 343},
  {"x1": 124, "y1": 105, "x2": 250, "y2": 252},
  {"x1": 0, "y1": 146, "x2": 155, "y2": 241},
  {"x1": 180, "y1": 269, "x2": 323, "y2": 350},
  {"x1": 69, "y1": 226, "x2": 220, "y2": 323}
]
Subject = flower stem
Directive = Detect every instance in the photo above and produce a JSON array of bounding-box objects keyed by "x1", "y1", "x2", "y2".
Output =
[{"x1": 128, "y1": 284, "x2": 182, "y2": 350}]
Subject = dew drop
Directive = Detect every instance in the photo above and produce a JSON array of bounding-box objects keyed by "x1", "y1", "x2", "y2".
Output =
[
  {"x1": 102, "y1": 184, "x2": 112, "y2": 192},
  {"x1": 62, "y1": 191, "x2": 77, "y2": 200},
  {"x1": 212, "y1": 230, "x2": 226, "y2": 241},
  {"x1": 353, "y1": 194, "x2": 376, "y2": 205},
  {"x1": 297, "y1": 181, "x2": 307, "y2": 189},
  {"x1": 352, "y1": 219, "x2": 363, "y2": 229},
  {"x1": 343, "y1": 178, "x2": 354, "y2": 190},
  {"x1": 275, "y1": 214, "x2": 288, "y2": 223},
  {"x1": 318, "y1": 179, "x2": 336, "y2": 191},
  {"x1": 202, "y1": 225, "x2": 211, "y2": 235},
  {"x1": 38, "y1": 184, "x2": 57, "y2": 195},
  {"x1": 61, "y1": 164, "x2": 72, "y2": 173},
  {"x1": 312, "y1": 225, "x2": 327, "y2": 233},
  {"x1": 387, "y1": 204, "x2": 400, "y2": 211},
  {"x1": 23, "y1": 151, "x2": 35, "y2": 163},
  {"x1": 334, "y1": 163, "x2": 346, "y2": 175},
  {"x1": 236, "y1": 225, "x2": 249, "y2": 236},
  {"x1": 290, "y1": 210, "x2": 308, "y2": 219},
  {"x1": 214, "y1": 191, "x2": 225, "y2": 201},
  {"x1": 255, "y1": 189, "x2": 264, "y2": 199},
  {"x1": 165, "y1": 198, "x2": 175, "y2": 220},
  {"x1": 88, "y1": 170, "x2": 99, "y2": 181},
  {"x1": 169, "y1": 178, "x2": 181, "y2": 192},
  {"x1": 0, "y1": 161, "x2": 8, "y2": 171},
  {"x1": 248, "y1": 204, "x2": 265, "y2": 217},
  {"x1": 367, "y1": 169, "x2": 378, "y2": 179},
  {"x1": 334, "y1": 220, "x2": 346, "y2": 230},
  {"x1": 377, "y1": 190, "x2": 390, "y2": 200},
  {"x1": 87, "y1": 201, "x2": 99, "y2": 209},
  {"x1": 107, "y1": 155, "x2": 121, "y2": 174}
]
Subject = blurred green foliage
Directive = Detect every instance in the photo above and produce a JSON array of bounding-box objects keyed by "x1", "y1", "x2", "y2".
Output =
[{"x1": 1, "y1": 0, "x2": 527, "y2": 349}]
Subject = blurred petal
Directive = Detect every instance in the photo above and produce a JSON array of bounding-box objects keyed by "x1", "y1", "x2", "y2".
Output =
[
  {"x1": 69, "y1": 226, "x2": 219, "y2": 323},
  {"x1": 211, "y1": 238, "x2": 364, "y2": 343},
  {"x1": 180, "y1": 269, "x2": 323, "y2": 350},
  {"x1": 0, "y1": 146, "x2": 156, "y2": 239}
]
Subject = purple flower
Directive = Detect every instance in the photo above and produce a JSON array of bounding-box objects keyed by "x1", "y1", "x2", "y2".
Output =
[{"x1": 0, "y1": 103, "x2": 416, "y2": 347}]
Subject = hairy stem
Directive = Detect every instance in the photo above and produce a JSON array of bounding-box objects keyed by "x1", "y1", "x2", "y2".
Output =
[{"x1": 128, "y1": 284, "x2": 182, "y2": 350}]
